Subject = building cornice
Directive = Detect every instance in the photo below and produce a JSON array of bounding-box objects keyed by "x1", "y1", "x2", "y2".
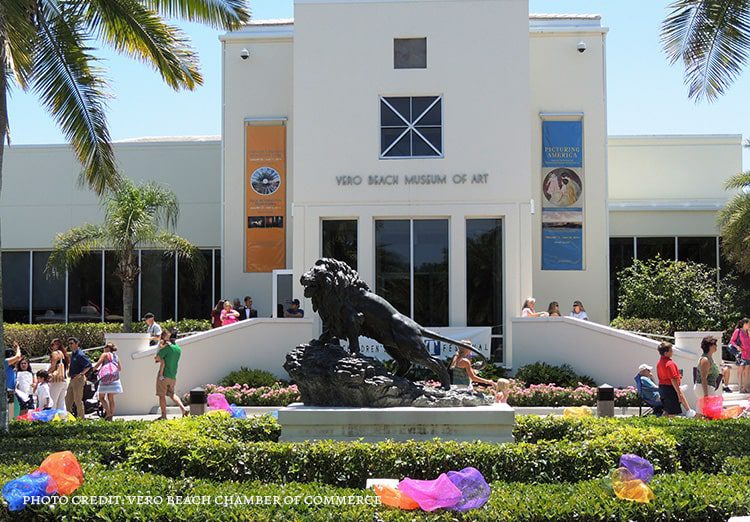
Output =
[{"x1": 608, "y1": 199, "x2": 727, "y2": 212}]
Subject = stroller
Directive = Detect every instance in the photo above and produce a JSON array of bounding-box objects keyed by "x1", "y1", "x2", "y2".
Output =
[{"x1": 71, "y1": 370, "x2": 106, "y2": 419}]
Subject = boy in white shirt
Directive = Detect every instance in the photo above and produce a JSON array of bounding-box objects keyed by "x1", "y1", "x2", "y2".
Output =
[{"x1": 35, "y1": 370, "x2": 52, "y2": 410}]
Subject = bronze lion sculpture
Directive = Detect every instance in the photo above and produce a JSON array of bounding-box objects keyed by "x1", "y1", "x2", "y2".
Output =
[{"x1": 300, "y1": 258, "x2": 486, "y2": 390}]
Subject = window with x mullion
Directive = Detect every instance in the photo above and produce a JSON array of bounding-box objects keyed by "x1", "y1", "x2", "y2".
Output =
[{"x1": 380, "y1": 96, "x2": 442, "y2": 158}]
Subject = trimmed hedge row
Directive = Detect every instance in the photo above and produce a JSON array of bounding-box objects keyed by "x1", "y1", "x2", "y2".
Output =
[
  {"x1": 1, "y1": 465, "x2": 749, "y2": 521},
  {"x1": 5, "y1": 320, "x2": 211, "y2": 358},
  {"x1": 125, "y1": 425, "x2": 678, "y2": 487}
]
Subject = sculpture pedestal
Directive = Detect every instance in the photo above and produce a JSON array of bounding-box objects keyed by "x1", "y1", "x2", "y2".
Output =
[{"x1": 278, "y1": 402, "x2": 515, "y2": 443}]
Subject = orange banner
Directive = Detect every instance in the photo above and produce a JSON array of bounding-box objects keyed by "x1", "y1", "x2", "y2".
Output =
[{"x1": 245, "y1": 123, "x2": 286, "y2": 272}]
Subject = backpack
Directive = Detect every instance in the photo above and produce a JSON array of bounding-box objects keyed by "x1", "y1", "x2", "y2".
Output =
[{"x1": 99, "y1": 353, "x2": 120, "y2": 385}]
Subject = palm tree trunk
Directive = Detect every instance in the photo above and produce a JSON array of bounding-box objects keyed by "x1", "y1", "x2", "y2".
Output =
[
  {"x1": 120, "y1": 251, "x2": 137, "y2": 333},
  {"x1": 0, "y1": 29, "x2": 9, "y2": 434}
]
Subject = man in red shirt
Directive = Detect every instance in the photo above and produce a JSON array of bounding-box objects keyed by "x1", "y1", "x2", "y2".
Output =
[{"x1": 656, "y1": 342, "x2": 692, "y2": 417}]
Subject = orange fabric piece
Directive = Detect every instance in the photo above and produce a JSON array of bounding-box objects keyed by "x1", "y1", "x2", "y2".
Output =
[
  {"x1": 374, "y1": 485, "x2": 420, "y2": 510},
  {"x1": 722, "y1": 405, "x2": 745, "y2": 419},
  {"x1": 36, "y1": 451, "x2": 84, "y2": 496}
]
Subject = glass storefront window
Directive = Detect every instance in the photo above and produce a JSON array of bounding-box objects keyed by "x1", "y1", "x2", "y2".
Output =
[
  {"x1": 466, "y1": 219, "x2": 503, "y2": 361},
  {"x1": 32, "y1": 252, "x2": 65, "y2": 324},
  {"x1": 2, "y1": 252, "x2": 30, "y2": 324},
  {"x1": 413, "y1": 220, "x2": 448, "y2": 326},
  {"x1": 678, "y1": 237, "x2": 717, "y2": 267},
  {"x1": 67, "y1": 252, "x2": 103, "y2": 323},
  {"x1": 609, "y1": 238, "x2": 635, "y2": 319},
  {"x1": 375, "y1": 220, "x2": 411, "y2": 317},
  {"x1": 636, "y1": 237, "x2": 675, "y2": 261},
  {"x1": 140, "y1": 250, "x2": 176, "y2": 321},
  {"x1": 322, "y1": 220, "x2": 358, "y2": 270},
  {"x1": 178, "y1": 250, "x2": 214, "y2": 321}
]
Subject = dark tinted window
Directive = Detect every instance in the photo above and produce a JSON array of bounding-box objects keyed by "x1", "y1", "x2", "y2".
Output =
[
  {"x1": 322, "y1": 220, "x2": 358, "y2": 270},
  {"x1": 609, "y1": 238, "x2": 635, "y2": 319},
  {"x1": 636, "y1": 237, "x2": 675, "y2": 261},
  {"x1": 375, "y1": 220, "x2": 411, "y2": 316},
  {"x1": 394, "y1": 38, "x2": 426, "y2": 69},
  {"x1": 413, "y1": 220, "x2": 448, "y2": 326},
  {"x1": 141, "y1": 250, "x2": 176, "y2": 321},
  {"x1": 2, "y1": 252, "x2": 30, "y2": 323},
  {"x1": 678, "y1": 237, "x2": 717, "y2": 267},
  {"x1": 178, "y1": 249, "x2": 213, "y2": 320},
  {"x1": 381, "y1": 96, "x2": 442, "y2": 158},
  {"x1": 68, "y1": 252, "x2": 103, "y2": 323},
  {"x1": 32, "y1": 252, "x2": 65, "y2": 324}
]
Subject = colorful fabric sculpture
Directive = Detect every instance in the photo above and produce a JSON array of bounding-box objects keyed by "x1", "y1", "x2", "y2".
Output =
[
  {"x1": 398, "y1": 473, "x2": 463, "y2": 512},
  {"x1": 207, "y1": 393, "x2": 231, "y2": 411},
  {"x1": 1, "y1": 452, "x2": 84, "y2": 512},
  {"x1": 611, "y1": 455, "x2": 655, "y2": 504},
  {"x1": 15, "y1": 409, "x2": 73, "y2": 423},
  {"x1": 446, "y1": 467, "x2": 491, "y2": 512},
  {"x1": 699, "y1": 396, "x2": 723, "y2": 420},
  {"x1": 721, "y1": 405, "x2": 746, "y2": 419},
  {"x1": 373, "y1": 485, "x2": 419, "y2": 510},
  {"x1": 619, "y1": 454, "x2": 654, "y2": 484}
]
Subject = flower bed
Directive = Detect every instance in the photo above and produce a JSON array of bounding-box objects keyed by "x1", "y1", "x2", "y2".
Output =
[
  {"x1": 506, "y1": 381, "x2": 640, "y2": 408},
  {"x1": 186, "y1": 383, "x2": 300, "y2": 407}
]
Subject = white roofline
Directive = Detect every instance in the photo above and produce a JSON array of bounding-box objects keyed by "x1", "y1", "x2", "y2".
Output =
[
  {"x1": 609, "y1": 134, "x2": 742, "y2": 146},
  {"x1": 609, "y1": 199, "x2": 727, "y2": 212}
]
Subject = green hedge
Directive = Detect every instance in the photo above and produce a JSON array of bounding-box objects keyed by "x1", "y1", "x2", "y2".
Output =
[
  {"x1": 1, "y1": 465, "x2": 749, "y2": 521},
  {"x1": 5, "y1": 320, "x2": 211, "y2": 358},
  {"x1": 609, "y1": 316, "x2": 674, "y2": 337},
  {"x1": 125, "y1": 426, "x2": 678, "y2": 486}
]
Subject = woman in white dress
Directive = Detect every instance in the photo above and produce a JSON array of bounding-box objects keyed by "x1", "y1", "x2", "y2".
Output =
[{"x1": 93, "y1": 342, "x2": 123, "y2": 421}]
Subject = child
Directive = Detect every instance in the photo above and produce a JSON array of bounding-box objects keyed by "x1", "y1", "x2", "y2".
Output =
[
  {"x1": 14, "y1": 357, "x2": 35, "y2": 415},
  {"x1": 495, "y1": 378, "x2": 510, "y2": 404},
  {"x1": 35, "y1": 370, "x2": 52, "y2": 410}
]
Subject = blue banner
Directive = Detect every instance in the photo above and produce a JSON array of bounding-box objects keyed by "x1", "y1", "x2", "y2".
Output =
[
  {"x1": 542, "y1": 121, "x2": 582, "y2": 168},
  {"x1": 542, "y1": 225, "x2": 583, "y2": 270}
]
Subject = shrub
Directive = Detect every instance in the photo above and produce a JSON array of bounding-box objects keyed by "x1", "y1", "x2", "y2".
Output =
[
  {"x1": 124, "y1": 426, "x2": 678, "y2": 486},
  {"x1": 514, "y1": 362, "x2": 596, "y2": 387},
  {"x1": 507, "y1": 381, "x2": 640, "y2": 407},
  {"x1": 610, "y1": 316, "x2": 674, "y2": 337},
  {"x1": 5, "y1": 320, "x2": 211, "y2": 358},
  {"x1": 187, "y1": 384, "x2": 300, "y2": 406},
  {"x1": 218, "y1": 367, "x2": 287, "y2": 387},
  {"x1": 616, "y1": 256, "x2": 744, "y2": 334}
]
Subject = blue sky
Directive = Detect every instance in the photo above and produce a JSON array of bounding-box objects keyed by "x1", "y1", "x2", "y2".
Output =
[{"x1": 8, "y1": 1, "x2": 750, "y2": 166}]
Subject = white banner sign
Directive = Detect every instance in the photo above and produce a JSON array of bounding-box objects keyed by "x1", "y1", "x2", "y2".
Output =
[{"x1": 350, "y1": 327, "x2": 491, "y2": 361}]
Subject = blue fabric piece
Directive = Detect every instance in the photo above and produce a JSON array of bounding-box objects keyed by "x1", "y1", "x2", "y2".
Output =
[
  {"x1": 2, "y1": 472, "x2": 55, "y2": 511},
  {"x1": 229, "y1": 405, "x2": 247, "y2": 419}
]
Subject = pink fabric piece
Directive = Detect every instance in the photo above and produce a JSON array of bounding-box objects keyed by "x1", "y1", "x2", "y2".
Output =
[
  {"x1": 207, "y1": 393, "x2": 231, "y2": 411},
  {"x1": 398, "y1": 473, "x2": 463, "y2": 512},
  {"x1": 699, "y1": 395, "x2": 723, "y2": 420}
]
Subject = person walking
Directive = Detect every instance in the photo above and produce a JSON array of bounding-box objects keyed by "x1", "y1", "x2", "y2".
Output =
[
  {"x1": 93, "y1": 342, "x2": 123, "y2": 421},
  {"x1": 730, "y1": 318, "x2": 750, "y2": 393},
  {"x1": 46, "y1": 339, "x2": 69, "y2": 411},
  {"x1": 155, "y1": 330, "x2": 188, "y2": 419},
  {"x1": 65, "y1": 337, "x2": 92, "y2": 419},
  {"x1": 694, "y1": 336, "x2": 722, "y2": 416},
  {"x1": 656, "y1": 342, "x2": 693, "y2": 417},
  {"x1": 144, "y1": 312, "x2": 162, "y2": 346}
]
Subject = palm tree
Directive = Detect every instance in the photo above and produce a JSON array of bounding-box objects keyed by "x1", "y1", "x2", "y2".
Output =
[
  {"x1": 0, "y1": 1, "x2": 249, "y2": 432},
  {"x1": 47, "y1": 178, "x2": 206, "y2": 332},
  {"x1": 718, "y1": 171, "x2": 750, "y2": 272},
  {"x1": 662, "y1": 0, "x2": 750, "y2": 101}
]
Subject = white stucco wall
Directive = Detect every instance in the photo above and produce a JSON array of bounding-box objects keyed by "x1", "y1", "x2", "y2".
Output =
[
  {"x1": 529, "y1": 19, "x2": 610, "y2": 325},
  {"x1": 220, "y1": 22, "x2": 294, "y2": 318},
  {"x1": 1, "y1": 140, "x2": 221, "y2": 249}
]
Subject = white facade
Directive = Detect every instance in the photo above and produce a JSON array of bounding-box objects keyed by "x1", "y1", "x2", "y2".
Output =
[{"x1": 0, "y1": 0, "x2": 744, "y2": 366}]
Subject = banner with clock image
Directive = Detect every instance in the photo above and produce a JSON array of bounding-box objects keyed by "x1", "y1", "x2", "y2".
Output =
[{"x1": 245, "y1": 122, "x2": 287, "y2": 272}]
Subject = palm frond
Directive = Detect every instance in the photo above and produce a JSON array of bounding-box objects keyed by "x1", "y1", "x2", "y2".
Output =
[
  {"x1": 154, "y1": 231, "x2": 207, "y2": 281},
  {"x1": 82, "y1": 0, "x2": 202, "y2": 90},
  {"x1": 4, "y1": 1, "x2": 36, "y2": 90},
  {"x1": 718, "y1": 177, "x2": 750, "y2": 273},
  {"x1": 46, "y1": 223, "x2": 107, "y2": 277},
  {"x1": 140, "y1": 0, "x2": 250, "y2": 30},
  {"x1": 662, "y1": 0, "x2": 750, "y2": 101},
  {"x1": 30, "y1": 3, "x2": 120, "y2": 195},
  {"x1": 723, "y1": 170, "x2": 750, "y2": 190}
]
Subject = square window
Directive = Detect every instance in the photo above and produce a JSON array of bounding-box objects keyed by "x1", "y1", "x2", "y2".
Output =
[
  {"x1": 394, "y1": 38, "x2": 427, "y2": 69},
  {"x1": 380, "y1": 96, "x2": 442, "y2": 158}
]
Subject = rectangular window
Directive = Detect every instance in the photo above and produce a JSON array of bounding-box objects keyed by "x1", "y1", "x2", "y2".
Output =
[
  {"x1": 178, "y1": 249, "x2": 214, "y2": 320},
  {"x1": 375, "y1": 219, "x2": 449, "y2": 325},
  {"x1": 678, "y1": 237, "x2": 717, "y2": 267},
  {"x1": 322, "y1": 220, "x2": 358, "y2": 270},
  {"x1": 636, "y1": 237, "x2": 675, "y2": 261},
  {"x1": 380, "y1": 96, "x2": 442, "y2": 158},
  {"x1": 140, "y1": 250, "x2": 176, "y2": 321},
  {"x1": 68, "y1": 252, "x2": 103, "y2": 322},
  {"x1": 609, "y1": 238, "x2": 635, "y2": 320},
  {"x1": 466, "y1": 219, "x2": 503, "y2": 361},
  {"x1": 32, "y1": 252, "x2": 65, "y2": 324},
  {"x1": 394, "y1": 37, "x2": 426, "y2": 69},
  {"x1": 2, "y1": 252, "x2": 30, "y2": 323}
]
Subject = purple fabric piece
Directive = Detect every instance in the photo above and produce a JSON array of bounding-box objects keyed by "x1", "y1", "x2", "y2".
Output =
[
  {"x1": 207, "y1": 393, "x2": 231, "y2": 411},
  {"x1": 619, "y1": 454, "x2": 654, "y2": 484},
  {"x1": 446, "y1": 467, "x2": 491, "y2": 512},
  {"x1": 398, "y1": 473, "x2": 463, "y2": 512},
  {"x1": 2, "y1": 472, "x2": 54, "y2": 512}
]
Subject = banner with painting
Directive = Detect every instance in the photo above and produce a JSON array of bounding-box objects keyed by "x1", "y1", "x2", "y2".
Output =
[
  {"x1": 245, "y1": 122, "x2": 287, "y2": 272},
  {"x1": 541, "y1": 119, "x2": 584, "y2": 270},
  {"x1": 346, "y1": 327, "x2": 491, "y2": 361}
]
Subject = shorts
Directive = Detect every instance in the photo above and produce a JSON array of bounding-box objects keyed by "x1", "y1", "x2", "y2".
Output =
[
  {"x1": 156, "y1": 377, "x2": 177, "y2": 397},
  {"x1": 658, "y1": 385, "x2": 682, "y2": 415},
  {"x1": 739, "y1": 357, "x2": 750, "y2": 367}
]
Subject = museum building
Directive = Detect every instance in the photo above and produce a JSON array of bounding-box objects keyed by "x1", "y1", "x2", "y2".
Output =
[{"x1": 0, "y1": 0, "x2": 743, "y2": 365}]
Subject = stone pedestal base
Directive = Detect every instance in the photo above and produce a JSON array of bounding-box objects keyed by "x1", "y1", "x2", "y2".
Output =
[{"x1": 278, "y1": 402, "x2": 515, "y2": 443}]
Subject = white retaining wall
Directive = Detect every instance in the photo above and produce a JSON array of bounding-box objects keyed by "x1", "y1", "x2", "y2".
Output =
[{"x1": 107, "y1": 318, "x2": 313, "y2": 415}]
